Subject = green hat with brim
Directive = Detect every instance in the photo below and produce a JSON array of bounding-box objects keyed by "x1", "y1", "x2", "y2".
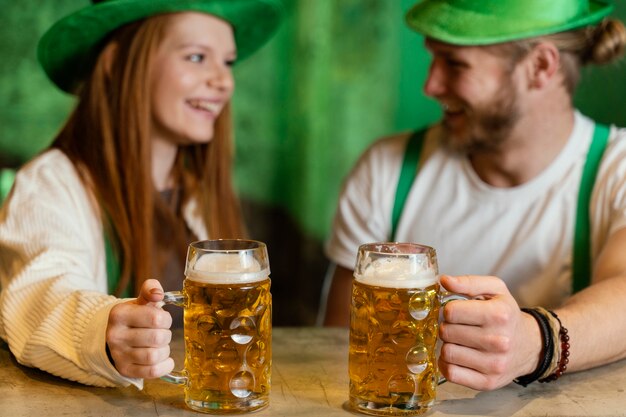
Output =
[
  {"x1": 38, "y1": 0, "x2": 284, "y2": 94},
  {"x1": 406, "y1": 0, "x2": 614, "y2": 46}
]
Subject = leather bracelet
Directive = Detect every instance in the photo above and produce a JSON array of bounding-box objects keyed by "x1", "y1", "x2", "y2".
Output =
[
  {"x1": 536, "y1": 306, "x2": 561, "y2": 379},
  {"x1": 514, "y1": 307, "x2": 554, "y2": 387},
  {"x1": 539, "y1": 310, "x2": 570, "y2": 383}
]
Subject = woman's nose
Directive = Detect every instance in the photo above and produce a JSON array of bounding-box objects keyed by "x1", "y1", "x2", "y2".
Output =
[{"x1": 207, "y1": 63, "x2": 234, "y2": 93}]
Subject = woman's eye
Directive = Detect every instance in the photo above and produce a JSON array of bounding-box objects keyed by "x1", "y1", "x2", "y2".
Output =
[
  {"x1": 225, "y1": 59, "x2": 236, "y2": 67},
  {"x1": 188, "y1": 53, "x2": 205, "y2": 63}
]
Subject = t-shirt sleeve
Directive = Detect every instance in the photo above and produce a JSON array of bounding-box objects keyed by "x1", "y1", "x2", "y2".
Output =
[
  {"x1": 591, "y1": 126, "x2": 626, "y2": 257},
  {"x1": 325, "y1": 135, "x2": 408, "y2": 269}
]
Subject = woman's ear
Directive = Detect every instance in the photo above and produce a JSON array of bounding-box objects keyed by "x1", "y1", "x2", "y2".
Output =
[
  {"x1": 100, "y1": 41, "x2": 119, "y2": 78},
  {"x1": 525, "y1": 42, "x2": 561, "y2": 90}
]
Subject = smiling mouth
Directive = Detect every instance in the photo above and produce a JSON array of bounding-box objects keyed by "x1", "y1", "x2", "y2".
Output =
[
  {"x1": 187, "y1": 99, "x2": 222, "y2": 115},
  {"x1": 442, "y1": 103, "x2": 464, "y2": 115}
]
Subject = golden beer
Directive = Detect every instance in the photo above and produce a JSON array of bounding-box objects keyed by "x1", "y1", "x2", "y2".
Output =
[
  {"x1": 349, "y1": 242, "x2": 441, "y2": 416},
  {"x1": 163, "y1": 240, "x2": 272, "y2": 414},
  {"x1": 183, "y1": 277, "x2": 271, "y2": 413}
]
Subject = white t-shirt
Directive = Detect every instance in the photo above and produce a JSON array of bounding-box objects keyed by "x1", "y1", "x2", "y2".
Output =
[{"x1": 326, "y1": 112, "x2": 626, "y2": 308}]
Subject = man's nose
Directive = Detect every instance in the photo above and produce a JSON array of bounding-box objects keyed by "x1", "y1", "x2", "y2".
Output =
[{"x1": 423, "y1": 61, "x2": 446, "y2": 98}]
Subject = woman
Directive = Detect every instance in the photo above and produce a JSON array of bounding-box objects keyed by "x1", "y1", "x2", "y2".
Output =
[{"x1": 0, "y1": 0, "x2": 282, "y2": 388}]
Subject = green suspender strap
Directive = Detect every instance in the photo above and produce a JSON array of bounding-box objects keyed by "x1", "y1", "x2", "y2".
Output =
[
  {"x1": 105, "y1": 231, "x2": 132, "y2": 297},
  {"x1": 572, "y1": 123, "x2": 611, "y2": 293},
  {"x1": 392, "y1": 123, "x2": 611, "y2": 294},
  {"x1": 0, "y1": 168, "x2": 16, "y2": 204},
  {"x1": 104, "y1": 233, "x2": 122, "y2": 295},
  {"x1": 391, "y1": 129, "x2": 426, "y2": 241}
]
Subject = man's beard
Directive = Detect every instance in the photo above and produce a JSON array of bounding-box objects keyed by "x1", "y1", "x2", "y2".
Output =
[{"x1": 441, "y1": 81, "x2": 521, "y2": 155}]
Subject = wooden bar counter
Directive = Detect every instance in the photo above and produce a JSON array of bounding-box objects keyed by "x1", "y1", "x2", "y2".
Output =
[{"x1": 2, "y1": 327, "x2": 625, "y2": 416}]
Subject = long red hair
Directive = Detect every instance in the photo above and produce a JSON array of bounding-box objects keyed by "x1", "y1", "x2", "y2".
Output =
[{"x1": 52, "y1": 14, "x2": 245, "y2": 295}]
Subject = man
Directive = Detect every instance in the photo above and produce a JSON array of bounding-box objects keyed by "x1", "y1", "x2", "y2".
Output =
[{"x1": 324, "y1": 0, "x2": 626, "y2": 391}]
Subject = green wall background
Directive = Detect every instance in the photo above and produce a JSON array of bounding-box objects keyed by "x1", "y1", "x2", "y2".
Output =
[{"x1": 1, "y1": 0, "x2": 625, "y2": 324}]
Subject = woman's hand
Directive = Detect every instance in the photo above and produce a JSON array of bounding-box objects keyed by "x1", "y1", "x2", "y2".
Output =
[
  {"x1": 106, "y1": 279, "x2": 174, "y2": 379},
  {"x1": 438, "y1": 275, "x2": 542, "y2": 391}
]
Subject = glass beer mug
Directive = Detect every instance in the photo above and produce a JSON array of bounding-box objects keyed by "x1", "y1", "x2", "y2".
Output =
[
  {"x1": 162, "y1": 240, "x2": 272, "y2": 414},
  {"x1": 349, "y1": 242, "x2": 466, "y2": 416}
]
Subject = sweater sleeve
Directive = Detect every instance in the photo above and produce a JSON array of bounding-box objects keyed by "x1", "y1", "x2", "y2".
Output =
[{"x1": 0, "y1": 150, "x2": 142, "y2": 388}]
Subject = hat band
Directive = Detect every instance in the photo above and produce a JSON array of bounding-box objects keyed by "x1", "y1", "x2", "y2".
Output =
[
  {"x1": 447, "y1": 0, "x2": 587, "y2": 29},
  {"x1": 406, "y1": 0, "x2": 613, "y2": 46}
]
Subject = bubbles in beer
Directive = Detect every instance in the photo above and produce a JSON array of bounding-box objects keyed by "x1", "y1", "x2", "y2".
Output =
[
  {"x1": 349, "y1": 280, "x2": 440, "y2": 414},
  {"x1": 229, "y1": 370, "x2": 254, "y2": 398},
  {"x1": 246, "y1": 286, "x2": 267, "y2": 315},
  {"x1": 406, "y1": 345, "x2": 429, "y2": 374},
  {"x1": 197, "y1": 315, "x2": 221, "y2": 345},
  {"x1": 387, "y1": 374, "x2": 417, "y2": 397},
  {"x1": 245, "y1": 341, "x2": 268, "y2": 368},
  {"x1": 374, "y1": 346, "x2": 398, "y2": 375},
  {"x1": 187, "y1": 339, "x2": 205, "y2": 370},
  {"x1": 374, "y1": 291, "x2": 402, "y2": 322},
  {"x1": 352, "y1": 286, "x2": 372, "y2": 337},
  {"x1": 214, "y1": 340, "x2": 240, "y2": 372},
  {"x1": 182, "y1": 278, "x2": 271, "y2": 412},
  {"x1": 391, "y1": 320, "x2": 417, "y2": 347},
  {"x1": 418, "y1": 369, "x2": 437, "y2": 407},
  {"x1": 215, "y1": 288, "x2": 238, "y2": 324},
  {"x1": 422, "y1": 317, "x2": 438, "y2": 347},
  {"x1": 352, "y1": 286, "x2": 369, "y2": 310}
]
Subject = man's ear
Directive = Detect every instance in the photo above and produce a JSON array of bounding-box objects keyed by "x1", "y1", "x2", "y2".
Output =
[{"x1": 524, "y1": 42, "x2": 561, "y2": 90}]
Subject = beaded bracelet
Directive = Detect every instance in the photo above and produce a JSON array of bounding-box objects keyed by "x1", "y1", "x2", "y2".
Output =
[
  {"x1": 539, "y1": 310, "x2": 570, "y2": 383},
  {"x1": 514, "y1": 307, "x2": 554, "y2": 387}
]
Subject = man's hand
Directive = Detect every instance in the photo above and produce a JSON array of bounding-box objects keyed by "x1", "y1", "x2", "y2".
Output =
[
  {"x1": 106, "y1": 279, "x2": 174, "y2": 379},
  {"x1": 438, "y1": 275, "x2": 542, "y2": 391}
]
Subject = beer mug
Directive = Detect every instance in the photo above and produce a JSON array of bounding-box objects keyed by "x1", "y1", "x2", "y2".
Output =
[
  {"x1": 349, "y1": 242, "x2": 466, "y2": 416},
  {"x1": 162, "y1": 239, "x2": 272, "y2": 414}
]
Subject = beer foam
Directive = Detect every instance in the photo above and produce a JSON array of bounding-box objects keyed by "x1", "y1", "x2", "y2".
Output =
[
  {"x1": 354, "y1": 257, "x2": 437, "y2": 288},
  {"x1": 186, "y1": 253, "x2": 269, "y2": 284}
]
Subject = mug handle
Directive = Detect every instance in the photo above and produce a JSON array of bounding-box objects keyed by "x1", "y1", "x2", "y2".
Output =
[
  {"x1": 437, "y1": 291, "x2": 471, "y2": 385},
  {"x1": 160, "y1": 291, "x2": 187, "y2": 385}
]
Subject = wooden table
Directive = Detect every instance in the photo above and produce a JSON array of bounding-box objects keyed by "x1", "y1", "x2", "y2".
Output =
[{"x1": 2, "y1": 327, "x2": 625, "y2": 416}]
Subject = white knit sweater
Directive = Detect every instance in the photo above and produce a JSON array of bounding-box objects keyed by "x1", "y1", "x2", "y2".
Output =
[{"x1": 0, "y1": 149, "x2": 207, "y2": 388}]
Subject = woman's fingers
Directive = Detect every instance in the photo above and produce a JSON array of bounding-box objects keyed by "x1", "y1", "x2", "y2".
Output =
[
  {"x1": 108, "y1": 302, "x2": 172, "y2": 330},
  {"x1": 106, "y1": 283, "x2": 174, "y2": 379},
  {"x1": 114, "y1": 356, "x2": 175, "y2": 380},
  {"x1": 117, "y1": 344, "x2": 172, "y2": 366},
  {"x1": 136, "y1": 279, "x2": 165, "y2": 305}
]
